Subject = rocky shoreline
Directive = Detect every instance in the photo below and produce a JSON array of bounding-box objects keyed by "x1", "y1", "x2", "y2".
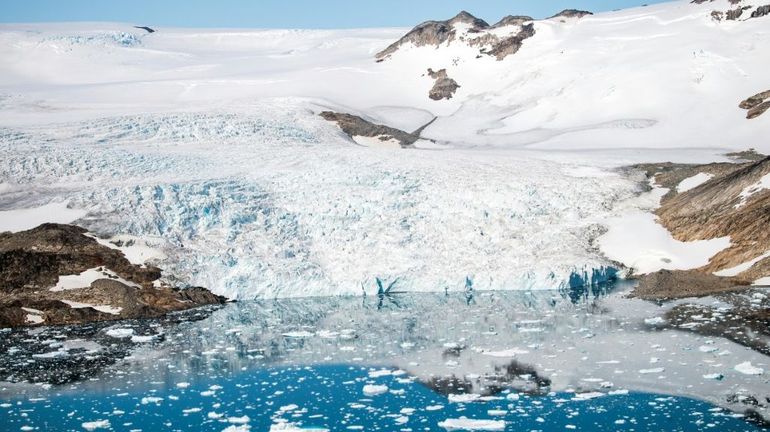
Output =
[
  {"x1": 0, "y1": 223, "x2": 227, "y2": 328},
  {"x1": 618, "y1": 152, "x2": 770, "y2": 387}
]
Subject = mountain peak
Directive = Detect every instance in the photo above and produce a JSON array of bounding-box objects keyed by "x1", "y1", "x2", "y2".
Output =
[
  {"x1": 449, "y1": 11, "x2": 489, "y2": 27},
  {"x1": 550, "y1": 9, "x2": 594, "y2": 19}
]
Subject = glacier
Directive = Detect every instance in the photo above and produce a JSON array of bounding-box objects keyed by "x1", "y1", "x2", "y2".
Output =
[
  {"x1": 1, "y1": 0, "x2": 769, "y2": 298},
  {"x1": 0, "y1": 100, "x2": 640, "y2": 298}
]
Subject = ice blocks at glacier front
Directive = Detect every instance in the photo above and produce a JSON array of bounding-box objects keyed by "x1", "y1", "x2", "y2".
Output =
[{"x1": 0, "y1": 100, "x2": 639, "y2": 299}]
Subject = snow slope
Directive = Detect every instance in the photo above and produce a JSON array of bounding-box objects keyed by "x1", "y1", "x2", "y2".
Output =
[{"x1": 0, "y1": 0, "x2": 767, "y2": 298}]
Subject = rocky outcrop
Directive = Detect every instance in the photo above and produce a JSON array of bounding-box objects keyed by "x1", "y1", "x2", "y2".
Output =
[
  {"x1": 375, "y1": 11, "x2": 535, "y2": 61},
  {"x1": 740, "y1": 90, "x2": 770, "y2": 119},
  {"x1": 133, "y1": 26, "x2": 155, "y2": 33},
  {"x1": 0, "y1": 224, "x2": 226, "y2": 328},
  {"x1": 320, "y1": 111, "x2": 435, "y2": 148},
  {"x1": 726, "y1": 6, "x2": 752, "y2": 20},
  {"x1": 549, "y1": 9, "x2": 594, "y2": 19},
  {"x1": 751, "y1": 5, "x2": 770, "y2": 18},
  {"x1": 628, "y1": 155, "x2": 770, "y2": 301},
  {"x1": 427, "y1": 68, "x2": 460, "y2": 100},
  {"x1": 492, "y1": 15, "x2": 534, "y2": 27}
]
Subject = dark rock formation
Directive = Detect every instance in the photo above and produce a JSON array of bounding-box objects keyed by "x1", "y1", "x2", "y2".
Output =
[
  {"x1": 740, "y1": 89, "x2": 770, "y2": 119},
  {"x1": 0, "y1": 224, "x2": 226, "y2": 328},
  {"x1": 492, "y1": 15, "x2": 533, "y2": 28},
  {"x1": 427, "y1": 68, "x2": 461, "y2": 100},
  {"x1": 133, "y1": 26, "x2": 156, "y2": 33},
  {"x1": 751, "y1": 5, "x2": 770, "y2": 18},
  {"x1": 739, "y1": 90, "x2": 770, "y2": 110},
  {"x1": 747, "y1": 101, "x2": 770, "y2": 119},
  {"x1": 550, "y1": 9, "x2": 594, "y2": 19},
  {"x1": 320, "y1": 111, "x2": 436, "y2": 148},
  {"x1": 726, "y1": 6, "x2": 752, "y2": 20},
  {"x1": 375, "y1": 11, "x2": 535, "y2": 61}
]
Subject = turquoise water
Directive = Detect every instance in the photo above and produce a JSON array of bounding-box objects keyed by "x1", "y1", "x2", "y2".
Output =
[{"x1": 1, "y1": 364, "x2": 762, "y2": 431}]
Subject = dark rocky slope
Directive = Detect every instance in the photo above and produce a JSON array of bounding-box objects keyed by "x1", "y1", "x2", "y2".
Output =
[
  {"x1": 319, "y1": 111, "x2": 436, "y2": 148},
  {"x1": 0, "y1": 223, "x2": 226, "y2": 328},
  {"x1": 375, "y1": 11, "x2": 536, "y2": 61}
]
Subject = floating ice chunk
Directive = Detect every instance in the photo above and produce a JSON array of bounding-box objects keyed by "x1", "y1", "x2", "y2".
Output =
[
  {"x1": 487, "y1": 410, "x2": 507, "y2": 416},
  {"x1": 278, "y1": 404, "x2": 299, "y2": 413},
  {"x1": 505, "y1": 393, "x2": 520, "y2": 401},
  {"x1": 222, "y1": 426, "x2": 251, "y2": 432},
  {"x1": 176, "y1": 382, "x2": 191, "y2": 389},
  {"x1": 368, "y1": 369, "x2": 394, "y2": 378},
  {"x1": 32, "y1": 350, "x2": 69, "y2": 359},
  {"x1": 644, "y1": 317, "x2": 665, "y2": 326},
  {"x1": 481, "y1": 348, "x2": 529, "y2": 357},
  {"x1": 638, "y1": 368, "x2": 665, "y2": 374},
  {"x1": 106, "y1": 328, "x2": 134, "y2": 338},
  {"x1": 183, "y1": 408, "x2": 202, "y2": 414},
  {"x1": 572, "y1": 392, "x2": 604, "y2": 401},
  {"x1": 426, "y1": 405, "x2": 445, "y2": 411},
  {"x1": 734, "y1": 362, "x2": 764, "y2": 375},
  {"x1": 317, "y1": 330, "x2": 339, "y2": 339},
  {"x1": 282, "y1": 331, "x2": 314, "y2": 338},
  {"x1": 208, "y1": 412, "x2": 224, "y2": 419},
  {"x1": 269, "y1": 422, "x2": 328, "y2": 431},
  {"x1": 438, "y1": 418, "x2": 506, "y2": 431},
  {"x1": 699, "y1": 346, "x2": 718, "y2": 353},
  {"x1": 448, "y1": 393, "x2": 481, "y2": 403},
  {"x1": 227, "y1": 416, "x2": 250, "y2": 424},
  {"x1": 362, "y1": 384, "x2": 388, "y2": 396},
  {"x1": 141, "y1": 397, "x2": 163, "y2": 405},
  {"x1": 131, "y1": 334, "x2": 156, "y2": 343},
  {"x1": 702, "y1": 373, "x2": 724, "y2": 380},
  {"x1": 82, "y1": 420, "x2": 110, "y2": 430}
]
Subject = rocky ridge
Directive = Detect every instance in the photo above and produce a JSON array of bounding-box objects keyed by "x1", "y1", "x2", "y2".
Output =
[
  {"x1": 375, "y1": 11, "x2": 538, "y2": 61},
  {"x1": 319, "y1": 111, "x2": 436, "y2": 148},
  {"x1": 740, "y1": 89, "x2": 770, "y2": 119},
  {"x1": 627, "y1": 153, "x2": 769, "y2": 299}
]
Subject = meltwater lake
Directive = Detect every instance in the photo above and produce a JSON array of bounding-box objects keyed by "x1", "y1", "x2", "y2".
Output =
[{"x1": 1, "y1": 284, "x2": 767, "y2": 431}]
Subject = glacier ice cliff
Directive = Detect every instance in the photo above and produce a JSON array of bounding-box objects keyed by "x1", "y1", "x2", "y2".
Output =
[{"x1": 0, "y1": 100, "x2": 640, "y2": 299}]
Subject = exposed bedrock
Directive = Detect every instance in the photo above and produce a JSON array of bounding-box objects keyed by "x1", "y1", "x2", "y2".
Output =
[
  {"x1": 319, "y1": 111, "x2": 436, "y2": 147},
  {"x1": 427, "y1": 68, "x2": 461, "y2": 100},
  {"x1": 375, "y1": 11, "x2": 536, "y2": 61},
  {"x1": 628, "y1": 154, "x2": 770, "y2": 300},
  {"x1": 0, "y1": 223, "x2": 226, "y2": 328}
]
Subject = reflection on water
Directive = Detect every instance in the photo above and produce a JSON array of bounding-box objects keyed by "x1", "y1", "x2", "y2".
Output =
[
  {"x1": 0, "y1": 364, "x2": 759, "y2": 432},
  {"x1": 0, "y1": 282, "x2": 766, "y2": 430}
]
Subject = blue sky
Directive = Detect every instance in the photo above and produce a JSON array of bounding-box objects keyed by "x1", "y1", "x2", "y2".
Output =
[{"x1": 2, "y1": 0, "x2": 671, "y2": 28}]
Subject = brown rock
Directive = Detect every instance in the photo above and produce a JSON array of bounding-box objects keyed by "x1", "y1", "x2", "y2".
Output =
[
  {"x1": 427, "y1": 68, "x2": 461, "y2": 100},
  {"x1": 0, "y1": 224, "x2": 227, "y2": 328},
  {"x1": 319, "y1": 111, "x2": 435, "y2": 147},
  {"x1": 376, "y1": 10, "x2": 536, "y2": 62},
  {"x1": 747, "y1": 101, "x2": 770, "y2": 119}
]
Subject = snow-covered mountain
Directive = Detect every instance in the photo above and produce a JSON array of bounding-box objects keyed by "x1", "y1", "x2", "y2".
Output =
[{"x1": 0, "y1": 0, "x2": 768, "y2": 298}]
